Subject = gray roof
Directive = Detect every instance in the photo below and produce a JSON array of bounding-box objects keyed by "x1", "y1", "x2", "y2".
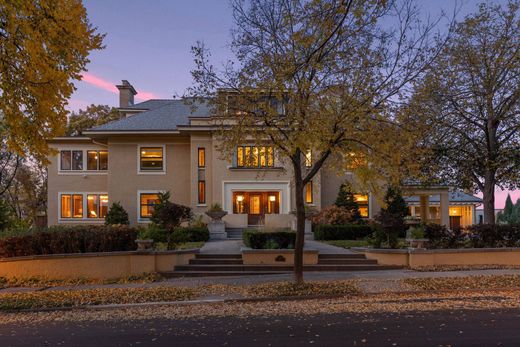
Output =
[
  {"x1": 88, "y1": 99, "x2": 211, "y2": 132},
  {"x1": 405, "y1": 191, "x2": 483, "y2": 204}
]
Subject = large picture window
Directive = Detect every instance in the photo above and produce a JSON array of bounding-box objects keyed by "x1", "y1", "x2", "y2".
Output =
[
  {"x1": 140, "y1": 147, "x2": 164, "y2": 171},
  {"x1": 236, "y1": 146, "x2": 274, "y2": 168},
  {"x1": 60, "y1": 193, "x2": 108, "y2": 220},
  {"x1": 140, "y1": 193, "x2": 160, "y2": 219}
]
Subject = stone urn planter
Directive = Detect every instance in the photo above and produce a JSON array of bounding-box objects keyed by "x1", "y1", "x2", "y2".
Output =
[
  {"x1": 136, "y1": 239, "x2": 154, "y2": 251},
  {"x1": 406, "y1": 227, "x2": 428, "y2": 249},
  {"x1": 205, "y1": 204, "x2": 228, "y2": 240},
  {"x1": 205, "y1": 210, "x2": 228, "y2": 221}
]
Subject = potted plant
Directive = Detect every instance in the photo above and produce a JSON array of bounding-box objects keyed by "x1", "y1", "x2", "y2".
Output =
[
  {"x1": 136, "y1": 228, "x2": 154, "y2": 250},
  {"x1": 205, "y1": 203, "x2": 228, "y2": 221}
]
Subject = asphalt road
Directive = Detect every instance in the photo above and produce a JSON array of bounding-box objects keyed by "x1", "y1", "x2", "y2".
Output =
[{"x1": 2, "y1": 308, "x2": 520, "y2": 346}]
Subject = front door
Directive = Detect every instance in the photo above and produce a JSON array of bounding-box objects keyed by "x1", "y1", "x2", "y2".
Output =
[
  {"x1": 248, "y1": 193, "x2": 263, "y2": 225},
  {"x1": 450, "y1": 216, "x2": 461, "y2": 230}
]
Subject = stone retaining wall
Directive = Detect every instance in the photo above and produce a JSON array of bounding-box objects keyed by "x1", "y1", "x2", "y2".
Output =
[
  {"x1": 0, "y1": 250, "x2": 198, "y2": 280},
  {"x1": 352, "y1": 247, "x2": 520, "y2": 267}
]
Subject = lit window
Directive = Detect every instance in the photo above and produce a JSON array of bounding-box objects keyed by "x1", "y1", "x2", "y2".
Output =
[
  {"x1": 87, "y1": 150, "x2": 108, "y2": 171},
  {"x1": 305, "y1": 149, "x2": 312, "y2": 167},
  {"x1": 305, "y1": 181, "x2": 313, "y2": 204},
  {"x1": 236, "y1": 146, "x2": 274, "y2": 168},
  {"x1": 140, "y1": 193, "x2": 160, "y2": 218},
  {"x1": 267, "y1": 193, "x2": 279, "y2": 214},
  {"x1": 61, "y1": 194, "x2": 72, "y2": 218},
  {"x1": 233, "y1": 193, "x2": 245, "y2": 214},
  {"x1": 198, "y1": 148, "x2": 205, "y2": 168},
  {"x1": 73, "y1": 194, "x2": 83, "y2": 218},
  {"x1": 140, "y1": 147, "x2": 163, "y2": 171},
  {"x1": 100, "y1": 195, "x2": 108, "y2": 218},
  {"x1": 354, "y1": 194, "x2": 369, "y2": 218},
  {"x1": 87, "y1": 194, "x2": 109, "y2": 218},
  {"x1": 198, "y1": 181, "x2": 206, "y2": 204},
  {"x1": 87, "y1": 195, "x2": 99, "y2": 218},
  {"x1": 87, "y1": 151, "x2": 98, "y2": 170}
]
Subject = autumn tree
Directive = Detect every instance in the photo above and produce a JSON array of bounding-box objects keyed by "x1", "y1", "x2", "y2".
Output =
[
  {"x1": 66, "y1": 104, "x2": 121, "y2": 136},
  {"x1": 189, "y1": 0, "x2": 452, "y2": 284},
  {"x1": 413, "y1": 1, "x2": 520, "y2": 224},
  {"x1": 0, "y1": 0, "x2": 103, "y2": 160}
]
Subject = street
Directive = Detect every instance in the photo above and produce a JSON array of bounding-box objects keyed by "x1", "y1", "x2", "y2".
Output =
[{"x1": 2, "y1": 308, "x2": 520, "y2": 346}]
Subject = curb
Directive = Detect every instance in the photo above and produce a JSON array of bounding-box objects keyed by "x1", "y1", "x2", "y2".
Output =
[{"x1": 4, "y1": 287, "x2": 520, "y2": 314}]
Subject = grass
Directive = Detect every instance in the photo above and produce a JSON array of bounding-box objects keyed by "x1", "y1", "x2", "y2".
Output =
[
  {"x1": 321, "y1": 240, "x2": 370, "y2": 248},
  {"x1": 403, "y1": 274, "x2": 520, "y2": 291},
  {"x1": 0, "y1": 273, "x2": 164, "y2": 289}
]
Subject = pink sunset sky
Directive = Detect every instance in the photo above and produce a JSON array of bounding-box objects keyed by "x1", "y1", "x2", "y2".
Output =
[{"x1": 68, "y1": 0, "x2": 518, "y2": 209}]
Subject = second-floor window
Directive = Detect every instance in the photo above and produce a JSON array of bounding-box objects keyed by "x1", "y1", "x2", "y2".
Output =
[
  {"x1": 236, "y1": 146, "x2": 274, "y2": 168},
  {"x1": 87, "y1": 150, "x2": 108, "y2": 171},
  {"x1": 60, "y1": 149, "x2": 108, "y2": 172},
  {"x1": 140, "y1": 147, "x2": 163, "y2": 171},
  {"x1": 60, "y1": 150, "x2": 83, "y2": 171}
]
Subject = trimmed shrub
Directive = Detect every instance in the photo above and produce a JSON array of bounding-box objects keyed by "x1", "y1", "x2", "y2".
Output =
[
  {"x1": 314, "y1": 224, "x2": 373, "y2": 241},
  {"x1": 466, "y1": 223, "x2": 520, "y2": 248},
  {"x1": 150, "y1": 192, "x2": 192, "y2": 230},
  {"x1": 311, "y1": 206, "x2": 355, "y2": 225},
  {"x1": 105, "y1": 202, "x2": 129, "y2": 225},
  {"x1": 0, "y1": 225, "x2": 138, "y2": 258},
  {"x1": 243, "y1": 229, "x2": 296, "y2": 249},
  {"x1": 170, "y1": 227, "x2": 209, "y2": 244}
]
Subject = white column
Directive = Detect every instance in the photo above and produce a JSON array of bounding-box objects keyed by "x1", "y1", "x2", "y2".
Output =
[
  {"x1": 419, "y1": 195, "x2": 429, "y2": 223},
  {"x1": 440, "y1": 191, "x2": 450, "y2": 228}
]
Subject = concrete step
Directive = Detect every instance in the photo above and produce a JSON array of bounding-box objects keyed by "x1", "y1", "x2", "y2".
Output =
[
  {"x1": 174, "y1": 264, "x2": 402, "y2": 272},
  {"x1": 317, "y1": 259, "x2": 378, "y2": 265},
  {"x1": 189, "y1": 258, "x2": 244, "y2": 265},
  {"x1": 195, "y1": 253, "x2": 242, "y2": 259},
  {"x1": 318, "y1": 253, "x2": 366, "y2": 259},
  {"x1": 161, "y1": 271, "x2": 291, "y2": 278}
]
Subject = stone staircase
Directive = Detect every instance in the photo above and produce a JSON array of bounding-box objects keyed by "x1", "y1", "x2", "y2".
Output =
[
  {"x1": 161, "y1": 252, "x2": 402, "y2": 278},
  {"x1": 226, "y1": 228, "x2": 244, "y2": 240}
]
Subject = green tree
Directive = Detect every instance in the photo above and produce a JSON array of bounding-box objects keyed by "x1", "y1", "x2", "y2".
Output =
[
  {"x1": 105, "y1": 202, "x2": 129, "y2": 225},
  {"x1": 0, "y1": 198, "x2": 12, "y2": 232},
  {"x1": 335, "y1": 182, "x2": 361, "y2": 221},
  {"x1": 190, "y1": 0, "x2": 450, "y2": 284},
  {"x1": 498, "y1": 194, "x2": 520, "y2": 224},
  {"x1": 150, "y1": 192, "x2": 192, "y2": 231},
  {"x1": 0, "y1": 0, "x2": 104, "y2": 160},
  {"x1": 413, "y1": 1, "x2": 520, "y2": 224},
  {"x1": 66, "y1": 105, "x2": 121, "y2": 136},
  {"x1": 375, "y1": 186, "x2": 408, "y2": 248}
]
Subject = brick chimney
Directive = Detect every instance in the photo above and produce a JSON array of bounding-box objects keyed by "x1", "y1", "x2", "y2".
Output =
[{"x1": 116, "y1": 80, "x2": 137, "y2": 107}]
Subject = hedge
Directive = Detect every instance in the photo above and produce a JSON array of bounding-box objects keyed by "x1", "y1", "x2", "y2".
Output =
[
  {"x1": 138, "y1": 226, "x2": 209, "y2": 244},
  {"x1": 243, "y1": 229, "x2": 296, "y2": 249},
  {"x1": 314, "y1": 224, "x2": 373, "y2": 240},
  {"x1": 0, "y1": 225, "x2": 139, "y2": 258}
]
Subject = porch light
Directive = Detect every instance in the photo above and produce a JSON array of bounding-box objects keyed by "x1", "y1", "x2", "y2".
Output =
[
  {"x1": 269, "y1": 195, "x2": 276, "y2": 202},
  {"x1": 236, "y1": 195, "x2": 244, "y2": 202}
]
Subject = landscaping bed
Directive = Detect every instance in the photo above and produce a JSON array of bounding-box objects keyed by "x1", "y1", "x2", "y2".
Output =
[{"x1": 242, "y1": 228, "x2": 295, "y2": 249}]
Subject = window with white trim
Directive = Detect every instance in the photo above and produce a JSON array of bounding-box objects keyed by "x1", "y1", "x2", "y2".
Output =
[
  {"x1": 60, "y1": 193, "x2": 108, "y2": 220},
  {"x1": 59, "y1": 149, "x2": 108, "y2": 172},
  {"x1": 140, "y1": 147, "x2": 164, "y2": 171},
  {"x1": 139, "y1": 193, "x2": 160, "y2": 219}
]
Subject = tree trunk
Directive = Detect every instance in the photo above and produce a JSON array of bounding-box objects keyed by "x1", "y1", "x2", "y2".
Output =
[
  {"x1": 293, "y1": 162, "x2": 305, "y2": 285},
  {"x1": 483, "y1": 170, "x2": 496, "y2": 225}
]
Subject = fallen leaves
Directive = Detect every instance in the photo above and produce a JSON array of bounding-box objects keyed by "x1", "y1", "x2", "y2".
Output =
[{"x1": 403, "y1": 274, "x2": 520, "y2": 291}]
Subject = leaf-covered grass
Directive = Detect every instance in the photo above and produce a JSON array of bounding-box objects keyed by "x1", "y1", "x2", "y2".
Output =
[
  {"x1": 0, "y1": 280, "x2": 361, "y2": 311},
  {"x1": 0, "y1": 273, "x2": 164, "y2": 289},
  {"x1": 411, "y1": 265, "x2": 520, "y2": 272},
  {"x1": 321, "y1": 240, "x2": 370, "y2": 248},
  {"x1": 0, "y1": 287, "x2": 195, "y2": 311},
  {"x1": 403, "y1": 275, "x2": 520, "y2": 291}
]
